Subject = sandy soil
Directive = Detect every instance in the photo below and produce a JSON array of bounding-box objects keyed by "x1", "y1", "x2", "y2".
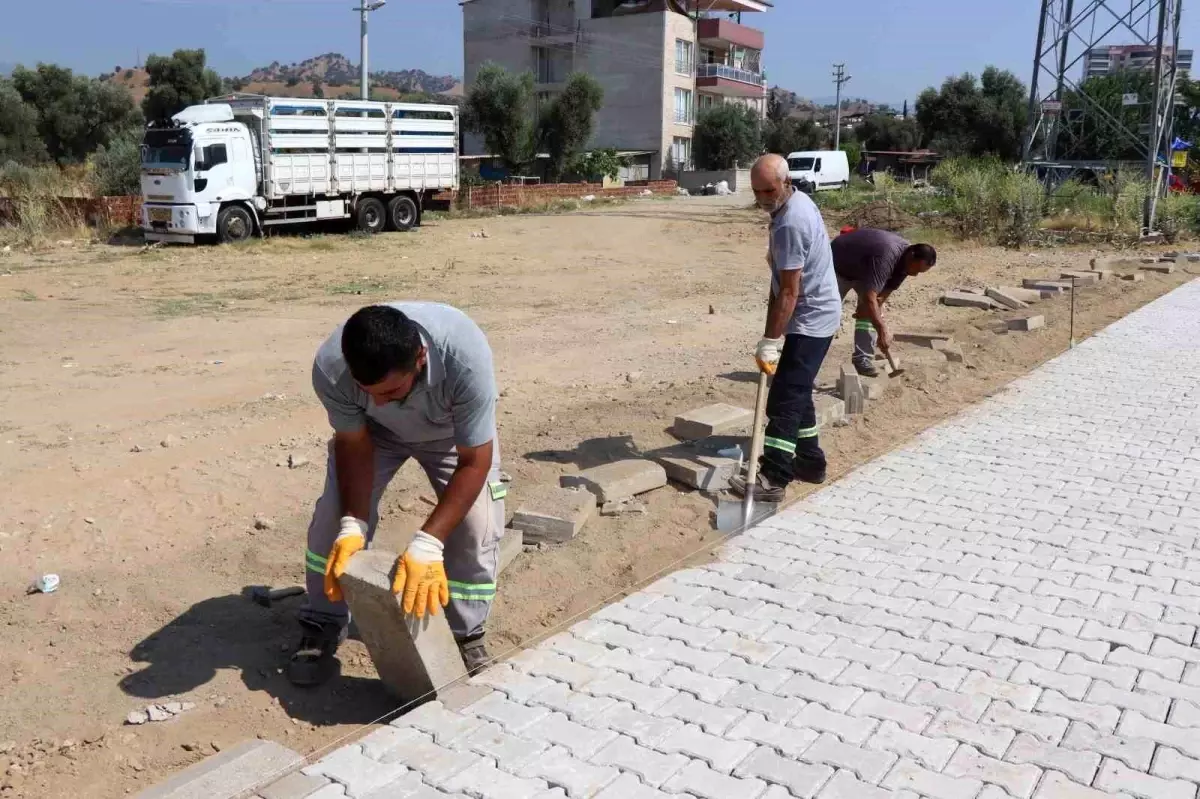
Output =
[{"x1": 0, "y1": 195, "x2": 1193, "y2": 798}]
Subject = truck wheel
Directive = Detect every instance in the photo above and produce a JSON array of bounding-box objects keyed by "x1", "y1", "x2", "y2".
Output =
[
  {"x1": 386, "y1": 195, "x2": 419, "y2": 232},
  {"x1": 217, "y1": 205, "x2": 253, "y2": 243},
  {"x1": 356, "y1": 197, "x2": 386, "y2": 234}
]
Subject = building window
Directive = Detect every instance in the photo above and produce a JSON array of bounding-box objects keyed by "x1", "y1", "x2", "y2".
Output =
[
  {"x1": 671, "y1": 136, "x2": 691, "y2": 170},
  {"x1": 675, "y1": 39, "x2": 694, "y2": 75},
  {"x1": 674, "y1": 87, "x2": 694, "y2": 125}
]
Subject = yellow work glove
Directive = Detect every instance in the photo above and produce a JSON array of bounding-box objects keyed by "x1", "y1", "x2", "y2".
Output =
[
  {"x1": 323, "y1": 516, "x2": 367, "y2": 602},
  {"x1": 391, "y1": 531, "x2": 449, "y2": 618},
  {"x1": 755, "y1": 336, "x2": 783, "y2": 376}
]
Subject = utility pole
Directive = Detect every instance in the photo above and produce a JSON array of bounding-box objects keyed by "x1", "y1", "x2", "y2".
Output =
[
  {"x1": 354, "y1": 0, "x2": 387, "y2": 100},
  {"x1": 832, "y1": 63, "x2": 851, "y2": 150}
]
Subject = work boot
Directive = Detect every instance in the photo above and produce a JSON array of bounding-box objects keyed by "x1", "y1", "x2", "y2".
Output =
[
  {"x1": 458, "y1": 637, "x2": 491, "y2": 677},
  {"x1": 793, "y1": 457, "x2": 827, "y2": 485},
  {"x1": 286, "y1": 618, "x2": 346, "y2": 687},
  {"x1": 853, "y1": 358, "x2": 879, "y2": 378},
  {"x1": 728, "y1": 472, "x2": 786, "y2": 503}
]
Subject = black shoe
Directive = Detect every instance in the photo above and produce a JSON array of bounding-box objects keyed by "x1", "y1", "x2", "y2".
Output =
[
  {"x1": 458, "y1": 637, "x2": 492, "y2": 677},
  {"x1": 286, "y1": 619, "x2": 346, "y2": 686},
  {"x1": 728, "y1": 472, "x2": 787, "y2": 503},
  {"x1": 793, "y1": 461, "x2": 828, "y2": 485},
  {"x1": 853, "y1": 359, "x2": 879, "y2": 378}
]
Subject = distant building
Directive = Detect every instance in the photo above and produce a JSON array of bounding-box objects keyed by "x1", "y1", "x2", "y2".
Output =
[
  {"x1": 462, "y1": 0, "x2": 770, "y2": 179},
  {"x1": 1082, "y1": 44, "x2": 1193, "y2": 79}
]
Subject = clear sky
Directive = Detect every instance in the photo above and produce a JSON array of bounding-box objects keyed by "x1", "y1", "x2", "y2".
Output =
[{"x1": 2, "y1": 0, "x2": 1196, "y2": 105}]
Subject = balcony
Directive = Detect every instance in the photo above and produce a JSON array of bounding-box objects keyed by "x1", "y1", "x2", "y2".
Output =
[
  {"x1": 696, "y1": 63, "x2": 766, "y2": 97},
  {"x1": 697, "y1": 17, "x2": 764, "y2": 50}
]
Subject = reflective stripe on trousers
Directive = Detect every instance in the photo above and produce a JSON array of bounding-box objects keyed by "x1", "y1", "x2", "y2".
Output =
[{"x1": 300, "y1": 434, "x2": 505, "y2": 641}]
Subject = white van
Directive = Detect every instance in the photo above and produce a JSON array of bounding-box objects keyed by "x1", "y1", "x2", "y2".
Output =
[{"x1": 786, "y1": 150, "x2": 850, "y2": 192}]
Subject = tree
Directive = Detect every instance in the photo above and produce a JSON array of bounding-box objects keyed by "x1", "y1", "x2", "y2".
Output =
[
  {"x1": 11, "y1": 64, "x2": 140, "y2": 164},
  {"x1": 142, "y1": 49, "x2": 223, "y2": 122},
  {"x1": 312, "y1": 76, "x2": 324, "y2": 99},
  {"x1": 0, "y1": 80, "x2": 48, "y2": 165},
  {"x1": 92, "y1": 126, "x2": 142, "y2": 196},
  {"x1": 571, "y1": 147, "x2": 629, "y2": 182},
  {"x1": 463, "y1": 62, "x2": 535, "y2": 172},
  {"x1": 840, "y1": 139, "x2": 862, "y2": 174},
  {"x1": 537, "y1": 73, "x2": 603, "y2": 179},
  {"x1": 857, "y1": 113, "x2": 921, "y2": 151},
  {"x1": 915, "y1": 67, "x2": 1028, "y2": 160},
  {"x1": 764, "y1": 116, "x2": 828, "y2": 155},
  {"x1": 693, "y1": 103, "x2": 762, "y2": 170},
  {"x1": 286, "y1": 75, "x2": 300, "y2": 88},
  {"x1": 1059, "y1": 70, "x2": 1155, "y2": 161}
]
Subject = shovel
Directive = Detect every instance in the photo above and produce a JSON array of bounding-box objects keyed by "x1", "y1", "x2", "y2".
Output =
[{"x1": 715, "y1": 370, "x2": 780, "y2": 532}]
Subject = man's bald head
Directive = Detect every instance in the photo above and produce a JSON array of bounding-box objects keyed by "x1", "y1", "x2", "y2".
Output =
[{"x1": 751, "y1": 153, "x2": 791, "y2": 213}]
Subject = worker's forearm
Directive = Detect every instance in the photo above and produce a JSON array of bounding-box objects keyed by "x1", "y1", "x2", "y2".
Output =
[
  {"x1": 334, "y1": 436, "x2": 375, "y2": 523},
  {"x1": 866, "y1": 298, "x2": 887, "y2": 334},
  {"x1": 765, "y1": 290, "x2": 799, "y2": 340},
  {"x1": 422, "y1": 463, "x2": 490, "y2": 542}
]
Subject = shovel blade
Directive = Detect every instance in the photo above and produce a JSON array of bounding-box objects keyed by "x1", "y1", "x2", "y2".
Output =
[{"x1": 715, "y1": 494, "x2": 780, "y2": 532}]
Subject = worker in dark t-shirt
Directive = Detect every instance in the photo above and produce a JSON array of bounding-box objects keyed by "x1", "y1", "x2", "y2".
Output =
[{"x1": 831, "y1": 227, "x2": 937, "y2": 377}]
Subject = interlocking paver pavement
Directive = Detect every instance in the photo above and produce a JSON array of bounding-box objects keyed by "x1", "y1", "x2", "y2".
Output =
[{"x1": 261, "y1": 281, "x2": 1200, "y2": 798}]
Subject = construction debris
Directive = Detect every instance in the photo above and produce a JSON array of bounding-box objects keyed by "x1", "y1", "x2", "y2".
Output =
[
  {"x1": 984, "y1": 287, "x2": 1030, "y2": 310},
  {"x1": 1059, "y1": 271, "x2": 1101, "y2": 286},
  {"x1": 509, "y1": 485, "x2": 594, "y2": 543},
  {"x1": 651, "y1": 437, "x2": 744, "y2": 491},
  {"x1": 814, "y1": 395, "x2": 846, "y2": 428},
  {"x1": 1021, "y1": 279, "x2": 1074, "y2": 293},
  {"x1": 1121, "y1": 272, "x2": 1146, "y2": 282},
  {"x1": 1140, "y1": 262, "x2": 1176, "y2": 274},
  {"x1": 894, "y1": 332, "x2": 955, "y2": 348},
  {"x1": 560, "y1": 459, "x2": 667, "y2": 504},
  {"x1": 941, "y1": 343, "x2": 966, "y2": 363},
  {"x1": 941, "y1": 291, "x2": 1001, "y2": 310},
  {"x1": 601, "y1": 499, "x2": 648, "y2": 516},
  {"x1": 838, "y1": 365, "x2": 865, "y2": 415},
  {"x1": 671, "y1": 403, "x2": 753, "y2": 440},
  {"x1": 1007, "y1": 315, "x2": 1046, "y2": 332}
]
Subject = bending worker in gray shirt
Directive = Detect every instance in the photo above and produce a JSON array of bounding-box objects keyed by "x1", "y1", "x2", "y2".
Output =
[
  {"x1": 831, "y1": 227, "x2": 937, "y2": 377},
  {"x1": 290, "y1": 302, "x2": 506, "y2": 685},
  {"x1": 732, "y1": 153, "x2": 842, "y2": 502}
]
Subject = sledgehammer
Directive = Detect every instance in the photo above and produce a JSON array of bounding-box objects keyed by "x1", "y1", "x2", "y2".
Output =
[{"x1": 883, "y1": 351, "x2": 905, "y2": 378}]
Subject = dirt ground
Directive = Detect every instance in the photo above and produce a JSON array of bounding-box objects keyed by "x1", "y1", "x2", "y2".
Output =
[{"x1": 0, "y1": 195, "x2": 1194, "y2": 798}]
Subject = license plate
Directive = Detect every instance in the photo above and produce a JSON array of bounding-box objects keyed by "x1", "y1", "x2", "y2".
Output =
[{"x1": 149, "y1": 207, "x2": 172, "y2": 223}]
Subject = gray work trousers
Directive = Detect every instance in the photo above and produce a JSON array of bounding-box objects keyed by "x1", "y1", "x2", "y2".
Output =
[
  {"x1": 836, "y1": 276, "x2": 880, "y2": 366},
  {"x1": 299, "y1": 429, "x2": 505, "y2": 641}
]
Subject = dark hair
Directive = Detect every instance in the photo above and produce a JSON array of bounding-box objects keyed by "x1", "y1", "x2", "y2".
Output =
[
  {"x1": 341, "y1": 305, "x2": 423, "y2": 385},
  {"x1": 907, "y1": 243, "x2": 937, "y2": 267}
]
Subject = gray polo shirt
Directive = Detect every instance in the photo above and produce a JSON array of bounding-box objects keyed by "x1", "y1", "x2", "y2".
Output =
[
  {"x1": 312, "y1": 302, "x2": 498, "y2": 447},
  {"x1": 769, "y1": 191, "x2": 842, "y2": 338}
]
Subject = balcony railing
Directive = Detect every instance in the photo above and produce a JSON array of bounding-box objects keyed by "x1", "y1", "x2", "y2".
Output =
[{"x1": 697, "y1": 62, "x2": 764, "y2": 86}]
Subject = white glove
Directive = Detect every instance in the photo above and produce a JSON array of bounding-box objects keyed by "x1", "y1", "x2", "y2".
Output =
[
  {"x1": 755, "y1": 337, "x2": 783, "y2": 375},
  {"x1": 404, "y1": 530, "x2": 445, "y2": 562},
  {"x1": 324, "y1": 516, "x2": 369, "y2": 602}
]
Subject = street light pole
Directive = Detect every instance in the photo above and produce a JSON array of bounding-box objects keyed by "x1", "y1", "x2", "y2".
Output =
[
  {"x1": 354, "y1": 0, "x2": 387, "y2": 100},
  {"x1": 832, "y1": 63, "x2": 851, "y2": 150}
]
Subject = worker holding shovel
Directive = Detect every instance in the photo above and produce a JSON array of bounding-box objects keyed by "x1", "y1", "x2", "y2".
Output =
[
  {"x1": 730, "y1": 154, "x2": 842, "y2": 503},
  {"x1": 831, "y1": 228, "x2": 937, "y2": 377}
]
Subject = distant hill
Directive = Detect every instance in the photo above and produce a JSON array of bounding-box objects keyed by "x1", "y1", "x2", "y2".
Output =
[
  {"x1": 239, "y1": 52, "x2": 459, "y2": 96},
  {"x1": 95, "y1": 52, "x2": 461, "y2": 108}
]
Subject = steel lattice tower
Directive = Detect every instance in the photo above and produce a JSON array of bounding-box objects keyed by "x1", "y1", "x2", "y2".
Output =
[{"x1": 1022, "y1": 0, "x2": 1183, "y2": 232}]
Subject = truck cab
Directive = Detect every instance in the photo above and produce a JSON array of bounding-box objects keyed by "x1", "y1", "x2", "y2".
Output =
[{"x1": 141, "y1": 104, "x2": 259, "y2": 243}]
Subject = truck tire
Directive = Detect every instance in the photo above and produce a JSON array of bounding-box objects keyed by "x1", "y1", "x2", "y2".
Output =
[
  {"x1": 356, "y1": 197, "x2": 386, "y2": 234},
  {"x1": 386, "y1": 195, "x2": 419, "y2": 232},
  {"x1": 217, "y1": 205, "x2": 254, "y2": 243}
]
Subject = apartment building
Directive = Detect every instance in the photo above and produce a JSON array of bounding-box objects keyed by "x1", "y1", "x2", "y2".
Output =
[
  {"x1": 462, "y1": 0, "x2": 769, "y2": 178},
  {"x1": 1082, "y1": 44, "x2": 1193, "y2": 79}
]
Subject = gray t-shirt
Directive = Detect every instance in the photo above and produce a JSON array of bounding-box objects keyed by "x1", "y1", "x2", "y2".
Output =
[
  {"x1": 312, "y1": 302, "x2": 498, "y2": 447},
  {"x1": 769, "y1": 191, "x2": 842, "y2": 338}
]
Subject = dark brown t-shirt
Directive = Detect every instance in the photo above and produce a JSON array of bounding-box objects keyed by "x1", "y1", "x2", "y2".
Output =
[{"x1": 831, "y1": 228, "x2": 910, "y2": 294}]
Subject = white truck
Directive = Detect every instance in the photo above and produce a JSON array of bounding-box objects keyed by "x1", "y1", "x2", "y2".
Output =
[{"x1": 139, "y1": 95, "x2": 459, "y2": 244}]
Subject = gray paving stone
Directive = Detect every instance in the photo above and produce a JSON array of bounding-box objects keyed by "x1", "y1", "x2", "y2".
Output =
[
  {"x1": 866, "y1": 720, "x2": 958, "y2": 771},
  {"x1": 519, "y1": 746, "x2": 622, "y2": 798},
  {"x1": 590, "y1": 735, "x2": 690, "y2": 788},
  {"x1": 258, "y1": 771, "x2": 333, "y2": 799},
  {"x1": 1095, "y1": 757, "x2": 1196, "y2": 799},
  {"x1": 134, "y1": 739, "x2": 304, "y2": 799},
  {"x1": 881, "y1": 757, "x2": 984, "y2": 799},
  {"x1": 1062, "y1": 722, "x2": 1156, "y2": 771},
  {"x1": 799, "y1": 733, "x2": 898, "y2": 784},
  {"x1": 735, "y1": 746, "x2": 834, "y2": 798},
  {"x1": 302, "y1": 746, "x2": 408, "y2": 797},
  {"x1": 1005, "y1": 733, "x2": 1101, "y2": 786},
  {"x1": 1032, "y1": 772, "x2": 1128, "y2": 798},
  {"x1": 944, "y1": 744, "x2": 1043, "y2": 799},
  {"x1": 663, "y1": 759, "x2": 769, "y2": 799},
  {"x1": 441, "y1": 760, "x2": 549, "y2": 799}
]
